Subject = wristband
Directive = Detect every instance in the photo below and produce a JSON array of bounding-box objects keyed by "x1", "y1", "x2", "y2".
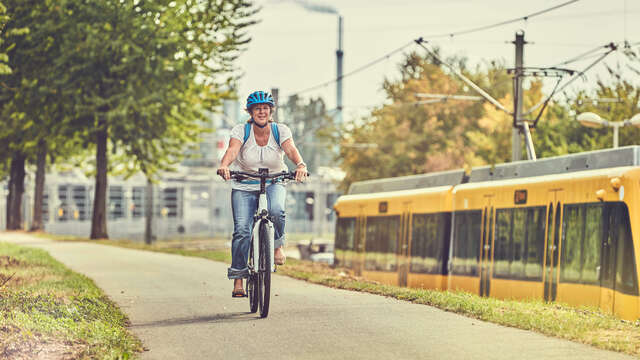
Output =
[{"x1": 296, "y1": 161, "x2": 307, "y2": 168}]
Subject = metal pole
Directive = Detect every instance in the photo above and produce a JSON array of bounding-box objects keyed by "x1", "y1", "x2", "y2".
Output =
[
  {"x1": 613, "y1": 123, "x2": 619, "y2": 148},
  {"x1": 512, "y1": 31, "x2": 526, "y2": 162},
  {"x1": 144, "y1": 178, "x2": 154, "y2": 244},
  {"x1": 271, "y1": 87, "x2": 279, "y2": 122},
  {"x1": 336, "y1": 16, "x2": 344, "y2": 126},
  {"x1": 521, "y1": 121, "x2": 537, "y2": 160}
]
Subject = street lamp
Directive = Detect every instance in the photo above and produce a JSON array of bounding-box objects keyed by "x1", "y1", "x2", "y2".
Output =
[{"x1": 576, "y1": 112, "x2": 640, "y2": 148}]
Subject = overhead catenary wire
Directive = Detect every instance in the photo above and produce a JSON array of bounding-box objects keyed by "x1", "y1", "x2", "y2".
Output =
[
  {"x1": 550, "y1": 43, "x2": 615, "y2": 67},
  {"x1": 288, "y1": 41, "x2": 415, "y2": 97},
  {"x1": 288, "y1": 1, "x2": 582, "y2": 100},
  {"x1": 524, "y1": 43, "x2": 618, "y2": 116},
  {"x1": 420, "y1": 0, "x2": 580, "y2": 40},
  {"x1": 415, "y1": 38, "x2": 512, "y2": 114}
]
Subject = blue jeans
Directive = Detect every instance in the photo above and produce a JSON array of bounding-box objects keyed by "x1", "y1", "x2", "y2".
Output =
[{"x1": 227, "y1": 184, "x2": 286, "y2": 279}]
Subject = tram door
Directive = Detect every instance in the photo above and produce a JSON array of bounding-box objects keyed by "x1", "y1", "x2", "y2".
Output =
[
  {"x1": 398, "y1": 203, "x2": 412, "y2": 287},
  {"x1": 544, "y1": 190, "x2": 563, "y2": 301},
  {"x1": 479, "y1": 195, "x2": 494, "y2": 297},
  {"x1": 600, "y1": 205, "x2": 619, "y2": 313}
]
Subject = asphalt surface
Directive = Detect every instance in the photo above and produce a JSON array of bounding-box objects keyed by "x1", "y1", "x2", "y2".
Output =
[{"x1": 0, "y1": 232, "x2": 635, "y2": 360}]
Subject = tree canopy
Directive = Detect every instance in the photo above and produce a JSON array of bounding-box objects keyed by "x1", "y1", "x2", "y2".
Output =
[{"x1": 338, "y1": 49, "x2": 640, "y2": 191}]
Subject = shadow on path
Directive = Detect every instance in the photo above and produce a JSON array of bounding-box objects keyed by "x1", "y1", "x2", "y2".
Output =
[{"x1": 131, "y1": 312, "x2": 260, "y2": 328}]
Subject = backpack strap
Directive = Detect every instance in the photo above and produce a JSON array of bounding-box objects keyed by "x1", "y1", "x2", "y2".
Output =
[
  {"x1": 243, "y1": 122, "x2": 251, "y2": 145},
  {"x1": 243, "y1": 121, "x2": 281, "y2": 147},
  {"x1": 271, "y1": 123, "x2": 280, "y2": 147}
]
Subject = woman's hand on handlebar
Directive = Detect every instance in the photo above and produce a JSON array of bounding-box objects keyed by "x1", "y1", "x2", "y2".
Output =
[
  {"x1": 295, "y1": 164, "x2": 308, "y2": 183},
  {"x1": 216, "y1": 166, "x2": 231, "y2": 181}
]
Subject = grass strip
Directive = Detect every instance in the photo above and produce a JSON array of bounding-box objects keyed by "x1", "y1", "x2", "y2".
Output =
[
  {"x1": 0, "y1": 241, "x2": 142, "y2": 359},
  {"x1": 42, "y1": 235, "x2": 640, "y2": 356}
]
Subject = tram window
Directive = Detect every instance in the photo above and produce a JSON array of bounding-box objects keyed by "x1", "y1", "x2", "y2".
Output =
[
  {"x1": 614, "y1": 204, "x2": 639, "y2": 295},
  {"x1": 493, "y1": 209, "x2": 512, "y2": 278},
  {"x1": 561, "y1": 205, "x2": 584, "y2": 282},
  {"x1": 335, "y1": 218, "x2": 356, "y2": 267},
  {"x1": 451, "y1": 211, "x2": 481, "y2": 276},
  {"x1": 410, "y1": 213, "x2": 447, "y2": 274},
  {"x1": 364, "y1": 216, "x2": 399, "y2": 272},
  {"x1": 494, "y1": 207, "x2": 545, "y2": 280},
  {"x1": 511, "y1": 209, "x2": 527, "y2": 277},
  {"x1": 582, "y1": 205, "x2": 602, "y2": 284},
  {"x1": 524, "y1": 208, "x2": 545, "y2": 280}
]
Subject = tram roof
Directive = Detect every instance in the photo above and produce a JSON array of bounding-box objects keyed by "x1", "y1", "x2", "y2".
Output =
[{"x1": 348, "y1": 146, "x2": 640, "y2": 195}]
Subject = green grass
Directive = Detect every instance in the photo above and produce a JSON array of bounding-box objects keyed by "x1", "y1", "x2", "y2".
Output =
[
  {"x1": 40, "y1": 234, "x2": 640, "y2": 356},
  {"x1": 0, "y1": 241, "x2": 142, "y2": 359}
]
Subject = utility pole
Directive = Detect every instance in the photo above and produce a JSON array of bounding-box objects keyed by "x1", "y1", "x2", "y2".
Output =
[
  {"x1": 512, "y1": 30, "x2": 526, "y2": 162},
  {"x1": 336, "y1": 16, "x2": 344, "y2": 126}
]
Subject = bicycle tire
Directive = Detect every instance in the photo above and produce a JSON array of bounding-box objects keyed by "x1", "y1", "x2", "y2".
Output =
[
  {"x1": 248, "y1": 238, "x2": 259, "y2": 313},
  {"x1": 258, "y1": 220, "x2": 271, "y2": 318}
]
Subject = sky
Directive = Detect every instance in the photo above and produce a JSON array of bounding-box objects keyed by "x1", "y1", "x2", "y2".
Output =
[{"x1": 235, "y1": 0, "x2": 640, "y2": 122}]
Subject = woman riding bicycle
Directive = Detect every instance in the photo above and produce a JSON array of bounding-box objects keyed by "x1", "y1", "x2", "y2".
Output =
[{"x1": 217, "y1": 90, "x2": 308, "y2": 297}]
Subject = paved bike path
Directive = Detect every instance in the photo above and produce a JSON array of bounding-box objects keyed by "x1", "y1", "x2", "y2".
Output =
[{"x1": 1, "y1": 232, "x2": 634, "y2": 360}]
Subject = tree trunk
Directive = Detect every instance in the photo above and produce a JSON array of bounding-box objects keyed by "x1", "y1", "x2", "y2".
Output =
[
  {"x1": 7, "y1": 152, "x2": 26, "y2": 230},
  {"x1": 90, "y1": 121, "x2": 109, "y2": 239},
  {"x1": 5, "y1": 163, "x2": 13, "y2": 229},
  {"x1": 30, "y1": 139, "x2": 47, "y2": 231},
  {"x1": 144, "y1": 177, "x2": 154, "y2": 245}
]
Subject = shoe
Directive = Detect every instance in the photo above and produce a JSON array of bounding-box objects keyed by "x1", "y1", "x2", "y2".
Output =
[
  {"x1": 275, "y1": 249, "x2": 286, "y2": 265},
  {"x1": 232, "y1": 288, "x2": 247, "y2": 298}
]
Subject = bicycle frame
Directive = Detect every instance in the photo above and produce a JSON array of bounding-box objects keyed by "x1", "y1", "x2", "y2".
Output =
[{"x1": 250, "y1": 168, "x2": 277, "y2": 275}]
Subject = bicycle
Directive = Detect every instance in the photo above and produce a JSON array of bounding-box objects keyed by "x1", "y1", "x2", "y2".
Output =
[{"x1": 227, "y1": 168, "x2": 299, "y2": 318}]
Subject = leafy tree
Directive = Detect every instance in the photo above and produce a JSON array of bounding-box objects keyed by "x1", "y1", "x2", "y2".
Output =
[
  {"x1": 338, "y1": 52, "x2": 511, "y2": 190},
  {"x1": 53, "y1": 0, "x2": 257, "y2": 238},
  {"x1": 0, "y1": 0, "x2": 50, "y2": 230}
]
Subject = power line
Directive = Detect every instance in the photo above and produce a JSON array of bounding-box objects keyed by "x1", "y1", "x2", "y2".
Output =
[
  {"x1": 287, "y1": 0, "x2": 582, "y2": 101},
  {"x1": 420, "y1": 0, "x2": 581, "y2": 40},
  {"x1": 524, "y1": 43, "x2": 618, "y2": 116},
  {"x1": 416, "y1": 39, "x2": 512, "y2": 114},
  {"x1": 550, "y1": 43, "x2": 614, "y2": 67},
  {"x1": 287, "y1": 41, "x2": 415, "y2": 97}
]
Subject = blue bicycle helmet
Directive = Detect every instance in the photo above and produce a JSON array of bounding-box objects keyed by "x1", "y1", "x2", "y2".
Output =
[{"x1": 246, "y1": 91, "x2": 275, "y2": 109}]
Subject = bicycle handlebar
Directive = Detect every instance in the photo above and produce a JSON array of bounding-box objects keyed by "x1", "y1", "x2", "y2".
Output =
[
  {"x1": 223, "y1": 169, "x2": 310, "y2": 182},
  {"x1": 229, "y1": 170, "x2": 296, "y2": 180}
]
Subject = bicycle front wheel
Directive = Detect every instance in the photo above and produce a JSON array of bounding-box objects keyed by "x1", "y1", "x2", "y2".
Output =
[
  {"x1": 258, "y1": 221, "x2": 271, "y2": 318},
  {"x1": 248, "y1": 237, "x2": 259, "y2": 313}
]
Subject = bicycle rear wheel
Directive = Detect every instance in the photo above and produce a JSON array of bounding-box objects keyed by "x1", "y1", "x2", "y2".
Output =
[
  {"x1": 247, "y1": 238, "x2": 259, "y2": 313},
  {"x1": 258, "y1": 221, "x2": 271, "y2": 318}
]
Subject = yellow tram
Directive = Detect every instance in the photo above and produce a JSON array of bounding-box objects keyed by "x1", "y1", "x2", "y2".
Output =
[{"x1": 333, "y1": 147, "x2": 640, "y2": 320}]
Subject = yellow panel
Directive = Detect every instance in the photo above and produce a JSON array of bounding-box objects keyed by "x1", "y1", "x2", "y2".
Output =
[
  {"x1": 334, "y1": 187, "x2": 453, "y2": 218},
  {"x1": 614, "y1": 292, "x2": 640, "y2": 321},
  {"x1": 362, "y1": 270, "x2": 399, "y2": 286},
  {"x1": 407, "y1": 273, "x2": 446, "y2": 290},
  {"x1": 489, "y1": 278, "x2": 543, "y2": 300},
  {"x1": 556, "y1": 283, "x2": 600, "y2": 308},
  {"x1": 448, "y1": 275, "x2": 479, "y2": 295}
]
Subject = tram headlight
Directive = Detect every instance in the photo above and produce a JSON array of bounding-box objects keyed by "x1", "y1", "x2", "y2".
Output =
[{"x1": 610, "y1": 177, "x2": 621, "y2": 191}]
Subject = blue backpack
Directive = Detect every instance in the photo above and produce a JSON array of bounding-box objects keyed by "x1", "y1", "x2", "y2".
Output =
[{"x1": 243, "y1": 122, "x2": 280, "y2": 147}]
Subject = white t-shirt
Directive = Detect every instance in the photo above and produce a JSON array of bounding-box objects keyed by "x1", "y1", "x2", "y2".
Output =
[{"x1": 229, "y1": 122, "x2": 293, "y2": 191}]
